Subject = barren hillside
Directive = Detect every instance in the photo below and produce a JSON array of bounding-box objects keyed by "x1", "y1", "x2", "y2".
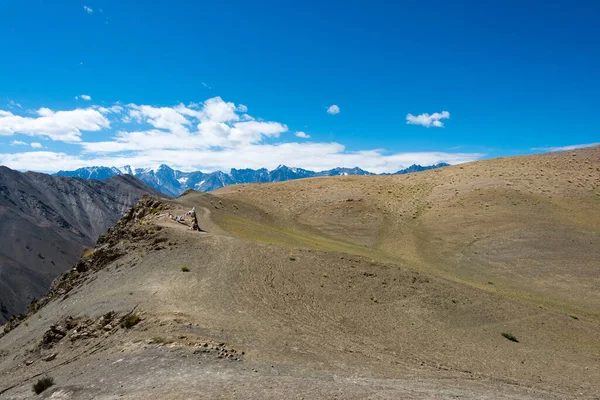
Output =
[
  {"x1": 0, "y1": 147, "x2": 598, "y2": 399},
  {"x1": 0, "y1": 167, "x2": 161, "y2": 323}
]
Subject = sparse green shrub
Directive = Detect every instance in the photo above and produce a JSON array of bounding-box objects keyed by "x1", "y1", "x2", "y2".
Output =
[
  {"x1": 289, "y1": 257, "x2": 296, "y2": 261},
  {"x1": 488, "y1": 281, "x2": 494, "y2": 285},
  {"x1": 501, "y1": 332, "x2": 519, "y2": 342},
  {"x1": 121, "y1": 314, "x2": 141, "y2": 329},
  {"x1": 151, "y1": 208, "x2": 159, "y2": 214},
  {"x1": 569, "y1": 315, "x2": 578, "y2": 320},
  {"x1": 181, "y1": 266, "x2": 190, "y2": 272},
  {"x1": 32, "y1": 377, "x2": 54, "y2": 394}
]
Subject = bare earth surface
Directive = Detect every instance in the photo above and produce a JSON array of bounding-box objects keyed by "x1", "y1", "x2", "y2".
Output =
[{"x1": 1, "y1": 147, "x2": 599, "y2": 399}]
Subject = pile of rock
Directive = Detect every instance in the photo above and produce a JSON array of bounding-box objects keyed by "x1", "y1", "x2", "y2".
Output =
[
  {"x1": 193, "y1": 342, "x2": 245, "y2": 361},
  {"x1": 40, "y1": 311, "x2": 121, "y2": 349}
]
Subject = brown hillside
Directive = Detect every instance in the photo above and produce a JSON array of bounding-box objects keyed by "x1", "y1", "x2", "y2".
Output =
[{"x1": 0, "y1": 147, "x2": 598, "y2": 399}]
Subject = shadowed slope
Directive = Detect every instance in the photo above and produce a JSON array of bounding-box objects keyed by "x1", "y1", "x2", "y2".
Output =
[{"x1": 0, "y1": 167, "x2": 161, "y2": 322}]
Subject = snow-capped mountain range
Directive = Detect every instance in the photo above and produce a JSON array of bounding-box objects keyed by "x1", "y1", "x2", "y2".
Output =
[{"x1": 55, "y1": 163, "x2": 450, "y2": 197}]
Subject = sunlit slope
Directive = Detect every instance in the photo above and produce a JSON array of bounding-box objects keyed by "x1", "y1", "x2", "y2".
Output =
[{"x1": 209, "y1": 146, "x2": 600, "y2": 316}]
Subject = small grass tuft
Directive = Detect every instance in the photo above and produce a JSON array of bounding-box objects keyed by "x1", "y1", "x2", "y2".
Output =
[
  {"x1": 289, "y1": 257, "x2": 296, "y2": 261},
  {"x1": 181, "y1": 266, "x2": 190, "y2": 272},
  {"x1": 121, "y1": 314, "x2": 141, "y2": 329},
  {"x1": 370, "y1": 295, "x2": 378, "y2": 303},
  {"x1": 487, "y1": 281, "x2": 494, "y2": 285},
  {"x1": 32, "y1": 376, "x2": 54, "y2": 394},
  {"x1": 150, "y1": 336, "x2": 173, "y2": 344},
  {"x1": 82, "y1": 248, "x2": 95, "y2": 258},
  {"x1": 501, "y1": 332, "x2": 519, "y2": 342},
  {"x1": 569, "y1": 315, "x2": 579, "y2": 320}
]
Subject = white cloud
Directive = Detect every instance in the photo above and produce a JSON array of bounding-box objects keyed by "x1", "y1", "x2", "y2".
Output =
[
  {"x1": 83, "y1": 6, "x2": 93, "y2": 13},
  {"x1": 0, "y1": 108, "x2": 110, "y2": 142},
  {"x1": 30, "y1": 142, "x2": 42, "y2": 148},
  {"x1": 77, "y1": 94, "x2": 92, "y2": 101},
  {"x1": 10, "y1": 140, "x2": 26, "y2": 145},
  {"x1": 200, "y1": 97, "x2": 239, "y2": 122},
  {"x1": 95, "y1": 105, "x2": 123, "y2": 114},
  {"x1": 532, "y1": 143, "x2": 600, "y2": 152},
  {"x1": 0, "y1": 97, "x2": 483, "y2": 174},
  {"x1": 327, "y1": 105, "x2": 340, "y2": 115},
  {"x1": 1, "y1": 146, "x2": 482, "y2": 175},
  {"x1": 129, "y1": 105, "x2": 191, "y2": 134},
  {"x1": 230, "y1": 121, "x2": 287, "y2": 143},
  {"x1": 201, "y1": 82, "x2": 211, "y2": 89},
  {"x1": 406, "y1": 111, "x2": 450, "y2": 128},
  {"x1": 8, "y1": 100, "x2": 22, "y2": 109}
]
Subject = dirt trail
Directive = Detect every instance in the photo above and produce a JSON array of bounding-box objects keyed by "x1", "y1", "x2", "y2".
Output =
[{"x1": 1, "y1": 147, "x2": 599, "y2": 399}]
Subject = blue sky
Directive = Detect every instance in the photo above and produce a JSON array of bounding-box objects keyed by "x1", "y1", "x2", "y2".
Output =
[{"x1": 0, "y1": 0, "x2": 598, "y2": 173}]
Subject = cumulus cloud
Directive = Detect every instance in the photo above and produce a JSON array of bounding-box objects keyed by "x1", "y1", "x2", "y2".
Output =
[
  {"x1": 129, "y1": 105, "x2": 191, "y2": 134},
  {"x1": 10, "y1": 140, "x2": 26, "y2": 145},
  {"x1": 0, "y1": 97, "x2": 483, "y2": 174},
  {"x1": 406, "y1": 111, "x2": 450, "y2": 128},
  {"x1": 83, "y1": 6, "x2": 93, "y2": 13},
  {"x1": 30, "y1": 142, "x2": 42, "y2": 148},
  {"x1": 0, "y1": 108, "x2": 110, "y2": 142},
  {"x1": 75, "y1": 94, "x2": 92, "y2": 101},
  {"x1": 199, "y1": 97, "x2": 239, "y2": 122},
  {"x1": 531, "y1": 143, "x2": 600, "y2": 152},
  {"x1": 327, "y1": 105, "x2": 340, "y2": 115}
]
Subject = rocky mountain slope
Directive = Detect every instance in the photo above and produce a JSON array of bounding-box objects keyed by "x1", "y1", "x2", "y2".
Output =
[
  {"x1": 1, "y1": 147, "x2": 598, "y2": 398},
  {"x1": 0, "y1": 167, "x2": 161, "y2": 323},
  {"x1": 55, "y1": 163, "x2": 450, "y2": 196}
]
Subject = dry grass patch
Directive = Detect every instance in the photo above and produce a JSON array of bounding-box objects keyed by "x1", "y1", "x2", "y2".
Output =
[{"x1": 32, "y1": 377, "x2": 54, "y2": 394}]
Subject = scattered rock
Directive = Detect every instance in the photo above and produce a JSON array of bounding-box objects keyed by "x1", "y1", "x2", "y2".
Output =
[
  {"x1": 40, "y1": 312, "x2": 122, "y2": 348},
  {"x1": 42, "y1": 353, "x2": 57, "y2": 362}
]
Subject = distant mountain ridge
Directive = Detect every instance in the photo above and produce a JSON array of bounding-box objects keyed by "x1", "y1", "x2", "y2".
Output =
[{"x1": 55, "y1": 163, "x2": 450, "y2": 197}]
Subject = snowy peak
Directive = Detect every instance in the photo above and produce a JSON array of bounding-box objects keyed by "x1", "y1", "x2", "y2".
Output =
[{"x1": 55, "y1": 163, "x2": 450, "y2": 196}]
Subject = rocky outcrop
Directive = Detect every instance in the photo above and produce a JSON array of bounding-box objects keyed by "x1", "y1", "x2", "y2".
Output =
[
  {"x1": 26, "y1": 196, "x2": 169, "y2": 317},
  {"x1": 40, "y1": 311, "x2": 123, "y2": 349},
  {"x1": 0, "y1": 166, "x2": 162, "y2": 323}
]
